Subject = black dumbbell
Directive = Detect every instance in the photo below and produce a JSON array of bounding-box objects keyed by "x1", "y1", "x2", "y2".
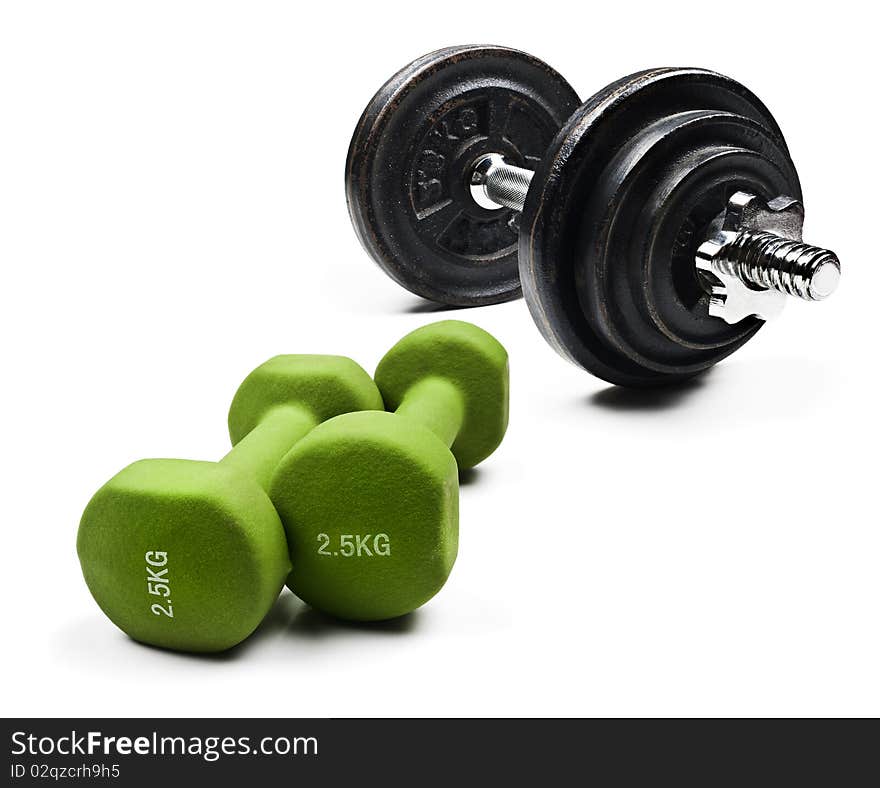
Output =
[{"x1": 346, "y1": 45, "x2": 840, "y2": 387}]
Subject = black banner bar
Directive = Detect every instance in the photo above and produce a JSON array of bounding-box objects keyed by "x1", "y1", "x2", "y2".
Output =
[{"x1": 3, "y1": 718, "x2": 877, "y2": 784}]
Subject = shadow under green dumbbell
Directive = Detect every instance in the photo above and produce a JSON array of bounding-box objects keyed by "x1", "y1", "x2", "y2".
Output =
[{"x1": 271, "y1": 320, "x2": 509, "y2": 621}]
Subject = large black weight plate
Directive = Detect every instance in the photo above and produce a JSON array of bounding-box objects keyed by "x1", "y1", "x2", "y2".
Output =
[
  {"x1": 346, "y1": 45, "x2": 581, "y2": 306},
  {"x1": 520, "y1": 68, "x2": 801, "y2": 386}
]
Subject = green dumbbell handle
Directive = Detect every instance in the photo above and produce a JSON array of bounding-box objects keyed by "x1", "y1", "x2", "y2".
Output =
[
  {"x1": 219, "y1": 405, "x2": 318, "y2": 490},
  {"x1": 394, "y1": 377, "x2": 464, "y2": 449}
]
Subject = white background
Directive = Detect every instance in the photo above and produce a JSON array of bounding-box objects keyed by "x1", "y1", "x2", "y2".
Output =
[{"x1": 2, "y1": 1, "x2": 877, "y2": 718}]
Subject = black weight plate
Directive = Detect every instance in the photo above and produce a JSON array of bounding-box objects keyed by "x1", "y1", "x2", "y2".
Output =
[
  {"x1": 346, "y1": 45, "x2": 581, "y2": 306},
  {"x1": 520, "y1": 68, "x2": 800, "y2": 386}
]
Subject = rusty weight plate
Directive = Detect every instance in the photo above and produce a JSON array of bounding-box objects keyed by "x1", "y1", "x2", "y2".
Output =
[
  {"x1": 520, "y1": 68, "x2": 801, "y2": 386},
  {"x1": 346, "y1": 45, "x2": 580, "y2": 306}
]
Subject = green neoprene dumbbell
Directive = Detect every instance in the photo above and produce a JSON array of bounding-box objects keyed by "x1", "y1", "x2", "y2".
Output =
[
  {"x1": 269, "y1": 320, "x2": 509, "y2": 621},
  {"x1": 77, "y1": 356, "x2": 383, "y2": 653}
]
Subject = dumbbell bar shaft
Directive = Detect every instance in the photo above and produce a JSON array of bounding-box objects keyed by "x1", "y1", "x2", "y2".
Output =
[
  {"x1": 395, "y1": 377, "x2": 464, "y2": 448},
  {"x1": 469, "y1": 153, "x2": 839, "y2": 306},
  {"x1": 220, "y1": 405, "x2": 317, "y2": 490},
  {"x1": 470, "y1": 153, "x2": 532, "y2": 213}
]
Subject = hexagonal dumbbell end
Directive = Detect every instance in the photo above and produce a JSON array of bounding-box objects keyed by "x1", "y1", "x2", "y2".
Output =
[
  {"x1": 375, "y1": 319, "x2": 509, "y2": 469},
  {"x1": 77, "y1": 356, "x2": 382, "y2": 653},
  {"x1": 270, "y1": 320, "x2": 509, "y2": 621}
]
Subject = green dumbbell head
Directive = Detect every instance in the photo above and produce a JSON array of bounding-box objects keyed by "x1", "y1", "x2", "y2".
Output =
[
  {"x1": 374, "y1": 319, "x2": 509, "y2": 469},
  {"x1": 77, "y1": 356, "x2": 383, "y2": 653},
  {"x1": 270, "y1": 321, "x2": 509, "y2": 621}
]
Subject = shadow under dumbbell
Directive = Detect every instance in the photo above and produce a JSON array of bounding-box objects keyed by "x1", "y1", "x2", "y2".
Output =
[
  {"x1": 287, "y1": 604, "x2": 420, "y2": 640},
  {"x1": 403, "y1": 297, "x2": 474, "y2": 314},
  {"x1": 59, "y1": 590, "x2": 420, "y2": 667},
  {"x1": 136, "y1": 584, "x2": 421, "y2": 657},
  {"x1": 586, "y1": 373, "x2": 709, "y2": 413},
  {"x1": 123, "y1": 597, "x2": 303, "y2": 663},
  {"x1": 458, "y1": 467, "x2": 482, "y2": 486}
]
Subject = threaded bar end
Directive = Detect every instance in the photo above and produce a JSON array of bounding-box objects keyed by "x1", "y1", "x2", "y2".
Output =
[{"x1": 725, "y1": 231, "x2": 841, "y2": 301}]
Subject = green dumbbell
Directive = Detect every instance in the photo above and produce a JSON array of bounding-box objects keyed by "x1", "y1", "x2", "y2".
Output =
[
  {"x1": 77, "y1": 356, "x2": 383, "y2": 653},
  {"x1": 270, "y1": 320, "x2": 509, "y2": 621}
]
